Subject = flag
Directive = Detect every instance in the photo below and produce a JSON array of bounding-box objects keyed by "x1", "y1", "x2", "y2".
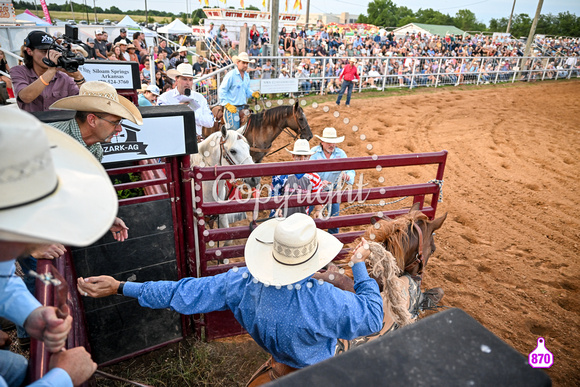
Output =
[
  {"x1": 240, "y1": 0, "x2": 244, "y2": 7},
  {"x1": 204, "y1": 0, "x2": 209, "y2": 5},
  {"x1": 293, "y1": 0, "x2": 301, "y2": 10},
  {"x1": 285, "y1": 0, "x2": 288, "y2": 12},
  {"x1": 262, "y1": 0, "x2": 265, "y2": 7}
]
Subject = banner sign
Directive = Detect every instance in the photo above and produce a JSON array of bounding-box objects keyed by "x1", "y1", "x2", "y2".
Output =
[
  {"x1": 0, "y1": 1, "x2": 16, "y2": 24},
  {"x1": 203, "y1": 8, "x2": 299, "y2": 22},
  {"x1": 260, "y1": 78, "x2": 299, "y2": 93},
  {"x1": 38, "y1": 0, "x2": 51, "y2": 24},
  {"x1": 79, "y1": 60, "x2": 140, "y2": 90}
]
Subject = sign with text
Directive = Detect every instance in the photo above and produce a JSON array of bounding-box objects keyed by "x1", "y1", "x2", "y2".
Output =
[
  {"x1": 203, "y1": 8, "x2": 299, "y2": 22},
  {"x1": 79, "y1": 60, "x2": 140, "y2": 90},
  {"x1": 0, "y1": 1, "x2": 16, "y2": 24},
  {"x1": 260, "y1": 78, "x2": 299, "y2": 94}
]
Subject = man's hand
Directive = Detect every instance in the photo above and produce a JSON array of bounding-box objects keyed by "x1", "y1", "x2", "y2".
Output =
[
  {"x1": 252, "y1": 91, "x2": 260, "y2": 99},
  {"x1": 23, "y1": 307, "x2": 72, "y2": 353},
  {"x1": 30, "y1": 244, "x2": 66, "y2": 260},
  {"x1": 77, "y1": 276, "x2": 120, "y2": 298},
  {"x1": 49, "y1": 347, "x2": 97, "y2": 386},
  {"x1": 225, "y1": 103, "x2": 237, "y2": 113},
  {"x1": 0, "y1": 330, "x2": 12, "y2": 348},
  {"x1": 350, "y1": 237, "x2": 370, "y2": 264},
  {"x1": 110, "y1": 217, "x2": 129, "y2": 242}
]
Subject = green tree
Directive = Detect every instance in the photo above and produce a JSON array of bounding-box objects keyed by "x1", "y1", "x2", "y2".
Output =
[
  {"x1": 415, "y1": 8, "x2": 453, "y2": 25},
  {"x1": 510, "y1": 13, "x2": 532, "y2": 38},
  {"x1": 363, "y1": 0, "x2": 399, "y2": 27},
  {"x1": 245, "y1": 5, "x2": 260, "y2": 11},
  {"x1": 453, "y1": 9, "x2": 486, "y2": 32},
  {"x1": 554, "y1": 11, "x2": 580, "y2": 37},
  {"x1": 488, "y1": 17, "x2": 508, "y2": 33}
]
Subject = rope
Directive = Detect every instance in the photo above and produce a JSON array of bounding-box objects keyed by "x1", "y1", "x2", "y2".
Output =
[{"x1": 339, "y1": 179, "x2": 444, "y2": 213}]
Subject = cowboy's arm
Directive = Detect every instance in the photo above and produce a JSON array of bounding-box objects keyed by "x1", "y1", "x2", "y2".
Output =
[
  {"x1": 194, "y1": 95, "x2": 215, "y2": 128},
  {"x1": 0, "y1": 261, "x2": 42, "y2": 327}
]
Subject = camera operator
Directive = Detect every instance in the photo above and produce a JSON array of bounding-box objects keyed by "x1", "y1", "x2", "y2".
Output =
[{"x1": 11, "y1": 31, "x2": 85, "y2": 113}]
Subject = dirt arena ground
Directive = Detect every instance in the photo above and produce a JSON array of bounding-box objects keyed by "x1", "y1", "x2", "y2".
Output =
[
  {"x1": 282, "y1": 80, "x2": 579, "y2": 386},
  {"x1": 97, "y1": 80, "x2": 579, "y2": 386}
]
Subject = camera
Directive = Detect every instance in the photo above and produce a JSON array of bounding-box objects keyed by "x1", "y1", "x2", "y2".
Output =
[{"x1": 42, "y1": 24, "x2": 86, "y2": 73}]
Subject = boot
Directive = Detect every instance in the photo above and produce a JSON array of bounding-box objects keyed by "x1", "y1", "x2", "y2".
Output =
[{"x1": 419, "y1": 287, "x2": 444, "y2": 310}]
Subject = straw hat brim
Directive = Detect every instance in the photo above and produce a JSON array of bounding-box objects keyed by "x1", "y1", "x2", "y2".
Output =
[
  {"x1": 232, "y1": 55, "x2": 256, "y2": 63},
  {"x1": 50, "y1": 94, "x2": 143, "y2": 125},
  {"x1": 285, "y1": 148, "x2": 314, "y2": 156},
  {"x1": 0, "y1": 124, "x2": 117, "y2": 246},
  {"x1": 315, "y1": 134, "x2": 345, "y2": 144},
  {"x1": 166, "y1": 69, "x2": 197, "y2": 80},
  {"x1": 245, "y1": 218, "x2": 343, "y2": 286}
]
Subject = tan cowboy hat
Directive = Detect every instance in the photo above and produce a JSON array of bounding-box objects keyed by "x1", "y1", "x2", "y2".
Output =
[
  {"x1": 245, "y1": 213, "x2": 343, "y2": 286},
  {"x1": 114, "y1": 39, "x2": 128, "y2": 46},
  {"x1": 349, "y1": 57, "x2": 357, "y2": 63},
  {"x1": 0, "y1": 108, "x2": 117, "y2": 246},
  {"x1": 178, "y1": 46, "x2": 188, "y2": 53},
  {"x1": 50, "y1": 81, "x2": 143, "y2": 125},
  {"x1": 167, "y1": 63, "x2": 196, "y2": 80},
  {"x1": 285, "y1": 139, "x2": 314, "y2": 156},
  {"x1": 232, "y1": 51, "x2": 256, "y2": 63},
  {"x1": 281, "y1": 67, "x2": 289, "y2": 72},
  {"x1": 127, "y1": 43, "x2": 136, "y2": 49},
  {"x1": 315, "y1": 127, "x2": 345, "y2": 144}
]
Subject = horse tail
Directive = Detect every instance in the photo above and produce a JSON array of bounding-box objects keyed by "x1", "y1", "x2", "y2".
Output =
[{"x1": 367, "y1": 242, "x2": 414, "y2": 327}]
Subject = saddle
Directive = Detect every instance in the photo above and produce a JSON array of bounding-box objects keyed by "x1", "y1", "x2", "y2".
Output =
[{"x1": 246, "y1": 356, "x2": 297, "y2": 386}]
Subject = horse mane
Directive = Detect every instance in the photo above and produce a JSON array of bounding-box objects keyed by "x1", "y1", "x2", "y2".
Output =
[
  {"x1": 249, "y1": 105, "x2": 295, "y2": 129},
  {"x1": 363, "y1": 210, "x2": 429, "y2": 271}
]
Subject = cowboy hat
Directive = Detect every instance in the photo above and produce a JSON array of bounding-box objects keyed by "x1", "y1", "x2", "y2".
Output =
[
  {"x1": 285, "y1": 139, "x2": 314, "y2": 156},
  {"x1": 178, "y1": 46, "x2": 188, "y2": 53},
  {"x1": 315, "y1": 127, "x2": 345, "y2": 144},
  {"x1": 167, "y1": 63, "x2": 196, "y2": 80},
  {"x1": 50, "y1": 81, "x2": 143, "y2": 125},
  {"x1": 0, "y1": 108, "x2": 117, "y2": 246},
  {"x1": 127, "y1": 43, "x2": 136, "y2": 49},
  {"x1": 349, "y1": 57, "x2": 357, "y2": 63},
  {"x1": 280, "y1": 67, "x2": 289, "y2": 72},
  {"x1": 114, "y1": 39, "x2": 128, "y2": 46},
  {"x1": 245, "y1": 213, "x2": 342, "y2": 286},
  {"x1": 232, "y1": 52, "x2": 256, "y2": 63}
]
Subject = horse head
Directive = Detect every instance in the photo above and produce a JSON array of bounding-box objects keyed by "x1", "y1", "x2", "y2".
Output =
[
  {"x1": 292, "y1": 101, "x2": 313, "y2": 141},
  {"x1": 366, "y1": 202, "x2": 447, "y2": 279},
  {"x1": 217, "y1": 126, "x2": 260, "y2": 188}
]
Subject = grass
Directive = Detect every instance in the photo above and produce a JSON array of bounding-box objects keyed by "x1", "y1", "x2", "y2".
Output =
[{"x1": 15, "y1": 9, "x2": 172, "y2": 24}]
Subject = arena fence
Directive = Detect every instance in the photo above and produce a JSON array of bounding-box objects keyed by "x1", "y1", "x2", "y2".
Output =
[{"x1": 197, "y1": 54, "x2": 579, "y2": 103}]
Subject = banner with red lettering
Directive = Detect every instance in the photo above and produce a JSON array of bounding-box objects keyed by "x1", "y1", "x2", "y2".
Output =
[{"x1": 38, "y1": 0, "x2": 51, "y2": 23}]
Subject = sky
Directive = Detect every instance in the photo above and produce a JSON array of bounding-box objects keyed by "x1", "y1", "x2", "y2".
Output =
[{"x1": 45, "y1": 0, "x2": 580, "y2": 25}]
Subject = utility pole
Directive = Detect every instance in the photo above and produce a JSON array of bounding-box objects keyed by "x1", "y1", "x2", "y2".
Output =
[
  {"x1": 70, "y1": 1, "x2": 75, "y2": 22},
  {"x1": 93, "y1": 0, "x2": 97, "y2": 23},
  {"x1": 185, "y1": 0, "x2": 188, "y2": 25},
  {"x1": 523, "y1": 0, "x2": 543, "y2": 58},
  {"x1": 271, "y1": 0, "x2": 279, "y2": 59},
  {"x1": 145, "y1": 0, "x2": 148, "y2": 24},
  {"x1": 506, "y1": 0, "x2": 516, "y2": 34},
  {"x1": 305, "y1": 0, "x2": 310, "y2": 28},
  {"x1": 84, "y1": 0, "x2": 89, "y2": 24}
]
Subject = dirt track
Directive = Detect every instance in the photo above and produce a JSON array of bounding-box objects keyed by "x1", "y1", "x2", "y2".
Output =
[{"x1": 279, "y1": 80, "x2": 579, "y2": 386}]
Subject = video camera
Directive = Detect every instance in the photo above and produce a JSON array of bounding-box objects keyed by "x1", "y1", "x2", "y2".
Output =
[{"x1": 42, "y1": 24, "x2": 86, "y2": 73}]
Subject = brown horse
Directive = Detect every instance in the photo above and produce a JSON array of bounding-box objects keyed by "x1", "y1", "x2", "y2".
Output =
[
  {"x1": 313, "y1": 203, "x2": 447, "y2": 354},
  {"x1": 203, "y1": 102, "x2": 313, "y2": 163}
]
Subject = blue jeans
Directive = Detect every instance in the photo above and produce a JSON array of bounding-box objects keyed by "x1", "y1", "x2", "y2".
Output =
[
  {"x1": 336, "y1": 80, "x2": 354, "y2": 105},
  {"x1": 310, "y1": 202, "x2": 340, "y2": 234},
  {"x1": 0, "y1": 350, "x2": 28, "y2": 387},
  {"x1": 15, "y1": 256, "x2": 36, "y2": 340},
  {"x1": 224, "y1": 108, "x2": 240, "y2": 130},
  {"x1": 300, "y1": 81, "x2": 311, "y2": 93}
]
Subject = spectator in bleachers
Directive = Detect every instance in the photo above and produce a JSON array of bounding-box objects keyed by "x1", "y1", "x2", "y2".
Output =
[
  {"x1": 113, "y1": 28, "x2": 128, "y2": 45},
  {"x1": 93, "y1": 29, "x2": 108, "y2": 60},
  {"x1": 295, "y1": 64, "x2": 311, "y2": 94},
  {"x1": 158, "y1": 39, "x2": 173, "y2": 56},
  {"x1": 127, "y1": 44, "x2": 139, "y2": 62},
  {"x1": 169, "y1": 47, "x2": 189, "y2": 69},
  {"x1": 0, "y1": 49, "x2": 12, "y2": 94},
  {"x1": 193, "y1": 54, "x2": 207, "y2": 76},
  {"x1": 138, "y1": 84, "x2": 160, "y2": 106}
]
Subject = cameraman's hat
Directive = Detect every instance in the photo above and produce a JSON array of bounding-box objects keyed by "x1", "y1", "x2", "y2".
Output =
[
  {"x1": 50, "y1": 81, "x2": 143, "y2": 125},
  {"x1": 24, "y1": 31, "x2": 54, "y2": 50}
]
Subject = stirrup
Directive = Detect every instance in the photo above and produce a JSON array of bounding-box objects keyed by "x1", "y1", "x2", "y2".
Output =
[{"x1": 419, "y1": 287, "x2": 444, "y2": 310}]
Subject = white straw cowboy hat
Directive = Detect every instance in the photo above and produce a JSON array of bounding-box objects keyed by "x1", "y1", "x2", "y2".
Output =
[
  {"x1": 349, "y1": 57, "x2": 357, "y2": 63},
  {"x1": 114, "y1": 39, "x2": 128, "y2": 46},
  {"x1": 315, "y1": 127, "x2": 345, "y2": 144},
  {"x1": 0, "y1": 108, "x2": 118, "y2": 246},
  {"x1": 50, "y1": 81, "x2": 143, "y2": 125},
  {"x1": 285, "y1": 139, "x2": 314, "y2": 156},
  {"x1": 232, "y1": 52, "x2": 256, "y2": 63},
  {"x1": 177, "y1": 46, "x2": 188, "y2": 53},
  {"x1": 167, "y1": 63, "x2": 196, "y2": 80},
  {"x1": 245, "y1": 213, "x2": 343, "y2": 286}
]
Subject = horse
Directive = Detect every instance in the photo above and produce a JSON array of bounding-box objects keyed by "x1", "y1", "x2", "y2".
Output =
[
  {"x1": 313, "y1": 202, "x2": 447, "y2": 354},
  {"x1": 191, "y1": 125, "x2": 260, "y2": 230},
  {"x1": 203, "y1": 101, "x2": 313, "y2": 163}
]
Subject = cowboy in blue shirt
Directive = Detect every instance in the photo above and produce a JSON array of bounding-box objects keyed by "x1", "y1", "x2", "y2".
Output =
[
  {"x1": 218, "y1": 52, "x2": 260, "y2": 130},
  {"x1": 78, "y1": 213, "x2": 383, "y2": 385}
]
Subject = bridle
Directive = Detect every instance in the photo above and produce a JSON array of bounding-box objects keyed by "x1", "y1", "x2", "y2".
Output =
[
  {"x1": 245, "y1": 107, "x2": 307, "y2": 158},
  {"x1": 404, "y1": 222, "x2": 425, "y2": 279},
  {"x1": 218, "y1": 132, "x2": 252, "y2": 167}
]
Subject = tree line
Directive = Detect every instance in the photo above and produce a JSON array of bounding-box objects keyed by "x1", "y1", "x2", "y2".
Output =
[{"x1": 358, "y1": 0, "x2": 579, "y2": 37}]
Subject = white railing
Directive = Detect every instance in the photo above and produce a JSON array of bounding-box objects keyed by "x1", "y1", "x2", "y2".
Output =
[{"x1": 243, "y1": 55, "x2": 580, "y2": 95}]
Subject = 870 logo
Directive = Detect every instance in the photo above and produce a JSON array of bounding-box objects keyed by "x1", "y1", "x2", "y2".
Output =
[{"x1": 528, "y1": 337, "x2": 553, "y2": 368}]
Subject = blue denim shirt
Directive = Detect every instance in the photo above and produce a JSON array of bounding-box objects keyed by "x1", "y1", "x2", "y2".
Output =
[{"x1": 123, "y1": 263, "x2": 382, "y2": 368}]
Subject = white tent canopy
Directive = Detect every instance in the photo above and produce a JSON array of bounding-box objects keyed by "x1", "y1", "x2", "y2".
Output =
[
  {"x1": 157, "y1": 19, "x2": 192, "y2": 34},
  {"x1": 117, "y1": 15, "x2": 140, "y2": 28}
]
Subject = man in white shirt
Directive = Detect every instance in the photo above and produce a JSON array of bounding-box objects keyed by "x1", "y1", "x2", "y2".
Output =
[{"x1": 157, "y1": 63, "x2": 214, "y2": 138}]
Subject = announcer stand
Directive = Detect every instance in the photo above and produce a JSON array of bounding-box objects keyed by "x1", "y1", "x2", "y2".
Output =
[{"x1": 30, "y1": 60, "x2": 201, "y2": 377}]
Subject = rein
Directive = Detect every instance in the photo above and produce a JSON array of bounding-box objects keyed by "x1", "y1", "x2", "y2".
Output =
[
  {"x1": 404, "y1": 222, "x2": 425, "y2": 278},
  {"x1": 246, "y1": 107, "x2": 306, "y2": 157}
]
